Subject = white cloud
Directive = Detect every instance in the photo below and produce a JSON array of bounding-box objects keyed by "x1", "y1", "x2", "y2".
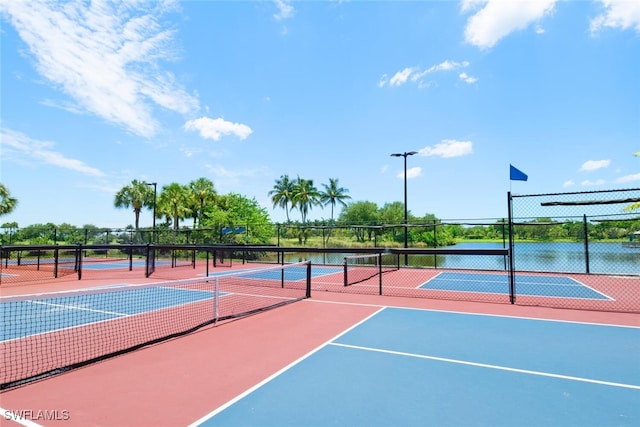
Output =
[
  {"x1": 418, "y1": 139, "x2": 473, "y2": 158},
  {"x1": 563, "y1": 180, "x2": 575, "y2": 188},
  {"x1": 615, "y1": 173, "x2": 640, "y2": 183},
  {"x1": 459, "y1": 72, "x2": 479, "y2": 84},
  {"x1": 0, "y1": 0, "x2": 198, "y2": 138},
  {"x1": 426, "y1": 60, "x2": 470, "y2": 73},
  {"x1": 579, "y1": 159, "x2": 611, "y2": 171},
  {"x1": 184, "y1": 117, "x2": 253, "y2": 141},
  {"x1": 581, "y1": 179, "x2": 606, "y2": 186},
  {"x1": 389, "y1": 67, "x2": 416, "y2": 87},
  {"x1": 462, "y1": 0, "x2": 556, "y2": 49},
  {"x1": 273, "y1": 0, "x2": 294, "y2": 20},
  {"x1": 590, "y1": 0, "x2": 640, "y2": 34},
  {"x1": 380, "y1": 60, "x2": 472, "y2": 88},
  {"x1": 397, "y1": 166, "x2": 423, "y2": 179},
  {"x1": 0, "y1": 128, "x2": 105, "y2": 176}
]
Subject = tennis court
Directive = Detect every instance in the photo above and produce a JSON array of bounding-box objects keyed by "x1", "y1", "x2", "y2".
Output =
[
  {"x1": 207, "y1": 264, "x2": 343, "y2": 281},
  {"x1": 1, "y1": 262, "x2": 639, "y2": 427},
  {"x1": 193, "y1": 307, "x2": 640, "y2": 426},
  {"x1": 420, "y1": 271, "x2": 613, "y2": 300},
  {"x1": 1, "y1": 285, "x2": 219, "y2": 341}
]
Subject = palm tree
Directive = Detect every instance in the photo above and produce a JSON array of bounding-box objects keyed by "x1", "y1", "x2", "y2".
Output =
[
  {"x1": 158, "y1": 183, "x2": 191, "y2": 230},
  {"x1": 268, "y1": 175, "x2": 294, "y2": 222},
  {"x1": 291, "y1": 176, "x2": 320, "y2": 224},
  {"x1": 188, "y1": 178, "x2": 217, "y2": 228},
  {"x1": 0, "y1": 183, "x2": 18, "y2": 217},
  {"x1": 114, "y1": 180, "x2": 153, "y2": 237},
  {"x1": 320, "y1": 178, "x2": 351, "y2": 222}
]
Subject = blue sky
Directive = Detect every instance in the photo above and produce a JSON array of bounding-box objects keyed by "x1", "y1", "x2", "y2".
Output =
[{"x1": 1, "y1": 0, "x2": 638, "y2": 228}]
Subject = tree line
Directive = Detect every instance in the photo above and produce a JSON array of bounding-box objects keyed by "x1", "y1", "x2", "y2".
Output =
[{"x1": 1, "y1": 180, "x2": 638, "y2": 247}]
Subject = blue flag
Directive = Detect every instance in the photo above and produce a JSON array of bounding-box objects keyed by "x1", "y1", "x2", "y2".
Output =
[{"x1": 510, "y1": 164, "x2": 528, "y2": 181}]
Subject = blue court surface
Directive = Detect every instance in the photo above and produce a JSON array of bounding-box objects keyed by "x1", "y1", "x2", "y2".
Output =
[
  {"x1": 420, "y1": 272, "x2": 612, "y2": 300},
  {"x1": 79, "y1": 260, "x2": 170, "y2": 269},
  {"x1": 207, "y1": 265, "x2": 342, "y2": 281},
  {"x1": 193, "y1": 307, "x2": 640, "y2": 426},
  {"x1": 1, "y1": 286, "x2": 218, "y2": 341}
]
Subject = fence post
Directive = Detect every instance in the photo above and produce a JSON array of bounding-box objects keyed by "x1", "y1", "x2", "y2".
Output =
[
  {"x1": 507, "y1": 192, "x2": 516, "y2": 304},
  {"x1": 583, "y1": 214, "x2": 590, "y2": 274}
]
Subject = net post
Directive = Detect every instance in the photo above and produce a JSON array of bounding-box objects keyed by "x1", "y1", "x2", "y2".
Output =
[
  {"x1": 343, "y1": 257, "x2": 348, "y2": 287},
  {"x1": 306, "y1": 260, "x2": 312, "y2": 298},
  {"x1": 54, "y1": 246, "x2": 59, "y2": 278},
  {"x1": 145, "y1": 244, "x2": 150, "y2": 277},
  {"x1": 206, "y1": 249, "x2": 210, "y2": 276},
  {"x1": 378, "y1": 253, "x2": 383, "y2": 296},
  {"x1": 76, "y1": 244, "x2": 82, "y2": 280},
  {"x1": 145, "y1": 244, "x2": 154, "y2": 278}
]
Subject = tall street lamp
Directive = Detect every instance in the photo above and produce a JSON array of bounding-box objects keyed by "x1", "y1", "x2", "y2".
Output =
[
  {"x1": 391, "y1": 151, "x2": 417, "y2": 264},
  {"x1": 144, "y1": 182, "x2": 157, "y2": 243}
]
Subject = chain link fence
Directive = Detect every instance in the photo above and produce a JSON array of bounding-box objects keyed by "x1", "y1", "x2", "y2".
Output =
[{"x1": 508, "y1": 188, "x2": 639, "y2": 311}]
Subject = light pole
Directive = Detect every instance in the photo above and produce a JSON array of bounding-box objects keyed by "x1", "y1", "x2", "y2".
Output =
[
  {"x1": 144, "y1": 182, "x2": 157, "y2": 243},
  {"x1": 390, "y1": 151, "x2": 417, "y2": 265}
]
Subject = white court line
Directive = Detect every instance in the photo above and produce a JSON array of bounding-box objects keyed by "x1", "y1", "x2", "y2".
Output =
[
  {"x1": 564, "y1": 276, "x2": 614, "y2": 300},
  {"x1": 29, "y1": 300, "x2": 128, "y2": 317},
  {"x1": 303, "y1": 299, "x2": 640, "y2": 329},
  {"x1": 229, "y1": 292, "x2": 299, "y2": 301},
  {"x1": 303, "y1": 298, "x2": 640, "y2": 329},
  {"x1": 419, "y1": 273, "x2": 615, "y2": 300},
  {"x1": 435, "y1": 276, "x2": 585, "y2": 287},
  {"x1": 329, "y1": 342, "x2": 640, "y2": 390},
  {"x1": 188, "y1": 307, "x2": 387, "y2": 427}
]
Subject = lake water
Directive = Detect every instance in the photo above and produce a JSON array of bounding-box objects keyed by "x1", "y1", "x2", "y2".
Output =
[
  {"x1": 278, "y1": 242, "x2": 639, "y2": 275},
  {"x1": 441, "y1": 242, "x2": 639, "y2": 275}
]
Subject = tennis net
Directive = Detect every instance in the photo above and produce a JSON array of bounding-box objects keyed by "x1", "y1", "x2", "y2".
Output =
[
  {"x1": 343, "y1": 253, "x2": 400, "y2": 286},
  {"x1": 0, "y1": 247, "x2": 79, "y2": 285},
  {"x1": 1, "y1": 261, "x2": 311, "y2": 390}
]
